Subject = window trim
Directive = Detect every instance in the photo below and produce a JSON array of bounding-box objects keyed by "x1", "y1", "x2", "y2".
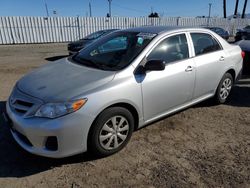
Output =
[{"x1": 188, "y1": 32, "x2": 223, "y2": 57}]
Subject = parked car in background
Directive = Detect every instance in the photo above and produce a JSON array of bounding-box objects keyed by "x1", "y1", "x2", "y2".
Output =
[
  {"x1": 68, "y1": 29, "x2": 118, "y2": 55},
  {"x1": 4, "y1": 26, "x2": 243, "y2": 158},
  {"x1": 235, "y1": 40, "x2": 250, "y2": 75},
  {"x1": 235, "y1": 25, "x2": 250, "y2": 42},
  {"x1": 205, "y1": 27, "x2": 230, "y2": 40}
]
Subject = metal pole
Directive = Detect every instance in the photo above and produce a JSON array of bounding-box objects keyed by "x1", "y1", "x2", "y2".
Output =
[
  {"x1": 234, "y1": 0, "x2": 239, "y2": 17},
  {"x1": 208, "y1": 3, "x2": 212, "y2": 18},
  {"x1": 223, "y1": 0, "x2": 227, "y2": 18},
  {"x1": 108, "y1": 0, "x2": 112, "y2": 17},
  {"x1": 242, "y1": 0, "x2": 248, "y2": 18},
  {"x1": 177, "y1": 17, "x2": 180, "y2": 26},
  {"x1": 77, "y1": 16, "x2": 81, "y2": 40},
  {"x1": 44, "y1": 0, "x2": 49, "y2": 17},
  {"x1": 89, "y1": 1, "x2": 92, "y2": 17},
  {"x1": 207, "y1": 3, "x2": 212, "y2": 26}
]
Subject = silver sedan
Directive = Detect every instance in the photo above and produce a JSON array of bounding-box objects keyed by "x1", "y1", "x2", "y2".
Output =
[{"x1": 5, "y1": 26, "x2": 243, "y2": 158}]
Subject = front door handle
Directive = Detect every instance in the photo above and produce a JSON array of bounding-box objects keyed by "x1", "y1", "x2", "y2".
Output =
[
  {"x1": 185, "y1": 66, "x2": 193, "y2": 72},
  {"x1": 219, "y1": 56, "x2": 225, "y2": 61}
]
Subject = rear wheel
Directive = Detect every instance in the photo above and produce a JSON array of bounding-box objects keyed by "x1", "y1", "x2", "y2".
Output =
[
  {"x1": 88, "y1": 107, "x2": 134, "y2": 157},
  {"x1": 215, "y1": 73, "x2": 233, "y2": 104}
]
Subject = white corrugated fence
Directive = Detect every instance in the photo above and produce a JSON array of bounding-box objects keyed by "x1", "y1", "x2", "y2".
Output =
[{"x1": 0, "y1": 16, "x2": 250, "y2": 44}]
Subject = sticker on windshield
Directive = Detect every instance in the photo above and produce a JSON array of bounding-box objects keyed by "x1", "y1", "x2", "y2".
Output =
[
  {"x1": 136, "y1": 32, "x2": 157, "y2": 40},
  {"x1": 137, "y1": 37, "x2": 144, "y2": 45}
]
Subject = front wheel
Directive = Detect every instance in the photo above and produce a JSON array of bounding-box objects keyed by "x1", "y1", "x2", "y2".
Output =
[
  {"x1": 88, "y1": 107, "x2": 134, "y2": 157},
  {"x1": 215, "y1": 73, "x2": 234, "y2": 104}
]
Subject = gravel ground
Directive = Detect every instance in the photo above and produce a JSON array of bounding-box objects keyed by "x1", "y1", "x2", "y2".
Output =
[{"x1": 0, "y1": 44, "x2": 249, "y2": 188}]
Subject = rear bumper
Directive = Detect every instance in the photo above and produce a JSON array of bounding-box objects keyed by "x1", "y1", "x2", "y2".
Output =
[
  {"x1": 6, "y1": 101, "x2": 95, "y2": 158},
  {"x1": 236, "y1": 68, "x2": 243, "y2": 81}
]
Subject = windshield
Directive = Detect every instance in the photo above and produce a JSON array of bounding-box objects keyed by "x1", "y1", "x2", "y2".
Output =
[
  {"x1": 84, "y1": 30, "x2": 107, "y2": 40},
  {"x1": 72, "y1": 31, "x2": 156, "y2": 71}
]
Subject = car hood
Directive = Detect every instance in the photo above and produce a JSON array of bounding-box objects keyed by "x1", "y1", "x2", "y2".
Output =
[{"x1": 17, "y1": 58, "x2": 115, "y2": 102}]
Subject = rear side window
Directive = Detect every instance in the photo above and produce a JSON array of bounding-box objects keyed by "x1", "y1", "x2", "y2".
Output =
[
  {"x1": 191, "y1": 33, "x2": 221, "y2": 56},
  {"x1": 147, "y1": 34, "x2": 189, "y2": 64}
]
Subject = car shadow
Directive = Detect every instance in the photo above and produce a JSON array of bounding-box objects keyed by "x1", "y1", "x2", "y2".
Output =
[
  {"x1": 0, "y1": 101, "x2": 99, "y2": 178},
  {"x1": 0, "y1": 78, "x2": 249, "y2": 178},
  {"x1": 227, "y1": 85, "x2": 250, "y2": 107},
  {"x1": 45, "y1": 55, "x2": 68, "y2": 62}
]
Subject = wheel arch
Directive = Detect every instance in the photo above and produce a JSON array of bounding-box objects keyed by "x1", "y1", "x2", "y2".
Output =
[
  {"x1": 213, "y1": 68, "x2": 236, "y2": 96},
  {"x1": 107, "y1": 103, "x2": 139, "y2": 131},
  {"x1": 226, "y1": 68, "x2": 236, "y2": 81},
  {"x1": 87, "y1": 102, "x2": 140, "y2": 149}
]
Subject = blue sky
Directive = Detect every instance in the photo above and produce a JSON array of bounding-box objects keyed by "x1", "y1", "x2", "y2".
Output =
[{"x1": 0, "y1": 0, "x2": 249, "y2": 17}]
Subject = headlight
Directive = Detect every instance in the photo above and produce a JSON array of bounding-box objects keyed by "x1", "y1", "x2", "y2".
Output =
[{"x1": 35, "y1": 99, "x2": 87, "y2": 119}]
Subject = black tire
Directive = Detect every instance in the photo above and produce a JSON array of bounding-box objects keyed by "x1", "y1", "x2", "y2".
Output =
[
  {"x1": 215, "y1": 73, "x2": 234, "y2": 104},
  {"x1": 88, "y1": 107, "x2": 134, "y2": 157}
]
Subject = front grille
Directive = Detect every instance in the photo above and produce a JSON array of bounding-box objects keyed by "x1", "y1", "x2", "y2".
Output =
[
  {"x1": 15, "y1": 108, "x2": 27, "y2": 114},
  {"x1": 11, "y1": 99, "x2": 34, "y2": 115},
  {"x1": 16, "y1": 100, "x2": 33, "y2": 107},
  {"x1": 9, "y1": 86, "x2": 43, "y2": 117}
]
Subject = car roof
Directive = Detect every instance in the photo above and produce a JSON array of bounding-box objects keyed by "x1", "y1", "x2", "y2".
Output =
[
  {"x1": 205, "y1": 26, "x2": 224, "y2": 30},
  {"x1": 122, "y1": 26, "x2": 207, "y2": 34},
  {"x1": 94, "y1": 29, "x2": 118, "y2": 33},
  {"x1": 104, "y1": 29, "x2": 119, "y2": 32}
]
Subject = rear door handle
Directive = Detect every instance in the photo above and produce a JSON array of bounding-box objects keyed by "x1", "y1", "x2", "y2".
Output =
[
  {"x1": 219, "y1": 56, "x2": 225, "y2": 61},
  {"x1": 185, "y1": 66, "x2": 193, "y2": 72}
]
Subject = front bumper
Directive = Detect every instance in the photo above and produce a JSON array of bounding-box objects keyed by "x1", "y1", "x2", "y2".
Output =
[{"x1": 6, "y1": 101, "x2": 95, "y2": 158}]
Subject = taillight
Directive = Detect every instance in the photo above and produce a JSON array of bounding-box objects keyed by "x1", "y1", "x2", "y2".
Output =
[{"x1": 241, "y1": 51, "x2": 245, "y2": 59}]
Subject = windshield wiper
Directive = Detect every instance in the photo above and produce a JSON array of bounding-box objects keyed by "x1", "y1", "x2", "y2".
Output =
[
  {"x1": 84, "y1": 59, "x2": 105, "y2": 70},
  {"x1": 73, "y1": 56, "x2": 109, "y2": 70}
]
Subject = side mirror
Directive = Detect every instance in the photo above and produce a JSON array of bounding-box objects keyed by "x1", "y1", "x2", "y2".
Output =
[{"x1": 144, "y1": 60, "x2": 165, "y2": 71}]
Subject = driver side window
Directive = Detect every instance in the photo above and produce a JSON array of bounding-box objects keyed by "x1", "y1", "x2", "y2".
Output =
[{"x1": 147, "y1": 34, "x2": 189, "y2": 64}]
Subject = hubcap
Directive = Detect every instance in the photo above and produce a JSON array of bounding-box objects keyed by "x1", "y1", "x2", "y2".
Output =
[
  {"x1": 220, "y1": 78, "x2": 232, "y2": 100},
  {"x1": 99, "y1": 116, "x2": 129, "y2": 150}
]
